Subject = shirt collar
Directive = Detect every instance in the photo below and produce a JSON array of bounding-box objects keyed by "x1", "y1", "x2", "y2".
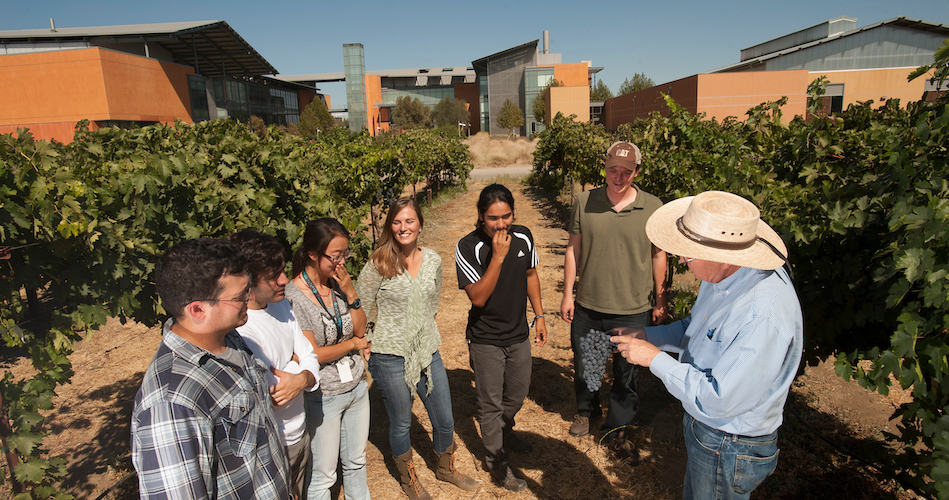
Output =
[{"x1": 161, "y1": 317, "x2": 243, "y2": 367}]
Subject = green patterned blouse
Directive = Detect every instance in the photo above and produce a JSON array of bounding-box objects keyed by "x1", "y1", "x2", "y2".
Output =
[{"x1": 356, "y1": 247, "x2": 443, "y2": 396}]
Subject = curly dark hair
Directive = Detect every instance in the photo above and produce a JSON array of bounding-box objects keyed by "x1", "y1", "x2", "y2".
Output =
[
  {"x1": 228, "y1": 229, "x2": 287, "y2": 286},
  {"x1": 155, "y1": 238, "x2": 249, "y2": 318}
]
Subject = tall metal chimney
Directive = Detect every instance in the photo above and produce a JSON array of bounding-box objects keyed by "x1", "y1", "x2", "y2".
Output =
[
  {"x1": 543, "y1": 31, "x2": 549, "y2": 54},
  {"x1": 49, "y1": 18, "x2": 57, "y2": 32}
]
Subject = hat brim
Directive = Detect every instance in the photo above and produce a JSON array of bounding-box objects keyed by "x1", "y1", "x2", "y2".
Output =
[
  {"x1": 645, "y1": 196, "x2": 788, "y2": 270},
  {"x1": 604, "y1": 157, "x2": 638, "y2": 172}
]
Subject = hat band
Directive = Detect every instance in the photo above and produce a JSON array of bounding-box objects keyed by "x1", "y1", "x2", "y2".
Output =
[
  {"x1": 675, "y1": 217, "x2": 756, "y2": 250},
  {"x1": 675, "y1": 217, "x2": 790, "y2": 268}
]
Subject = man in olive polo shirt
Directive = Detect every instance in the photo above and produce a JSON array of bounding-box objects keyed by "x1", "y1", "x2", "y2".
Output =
[{"x1": 560, "y1": 141, "x2": 668, "y2": 463}]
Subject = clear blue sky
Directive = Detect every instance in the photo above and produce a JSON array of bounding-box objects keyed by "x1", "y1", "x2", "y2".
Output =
[{"x1": 5, "y1": 0, "x2": 948, "y2": 108}]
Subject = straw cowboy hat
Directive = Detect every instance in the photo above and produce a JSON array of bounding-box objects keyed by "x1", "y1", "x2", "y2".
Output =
[{"x1": 645, "y1": 191, "x2": 788, "y2": 270}]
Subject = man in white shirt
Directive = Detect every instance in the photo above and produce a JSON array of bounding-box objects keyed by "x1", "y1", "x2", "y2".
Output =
[{"x1": 231, "y1": 230, "x2": 320, "y2": 500}]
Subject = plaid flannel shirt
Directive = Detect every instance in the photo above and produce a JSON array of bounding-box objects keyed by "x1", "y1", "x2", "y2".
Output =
[{"x1": 131, "y1": 319, "x2": 290, "y2": 499}]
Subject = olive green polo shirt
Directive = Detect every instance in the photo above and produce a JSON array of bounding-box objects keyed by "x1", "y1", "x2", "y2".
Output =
[{"x1": 569, "y1": 185, "x2": 662, "y2": 315}]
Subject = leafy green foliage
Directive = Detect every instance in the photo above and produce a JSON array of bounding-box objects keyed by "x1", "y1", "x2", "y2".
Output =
[
  {"x1": 618, "y1": 73, "x2": 655, "y2": 96},
  {"x1": 0, "y1": 118, "x2": 470, "y2": 497},
  {"x1": 497, "y1": 99, "x2": 525, "y2": 136},
  {"x1": 298, "y1": 98, "x2": 334, "y2": 139},
  {"x1": 431, "y1": 97, "x2": 471, "y2": 130},
  {"x1": 531, "y1": 43, "x2": 949, "y2": 496},
  {"x1": 391, "y1": 96, "x2": 431, "y2": 130},
  {"x1": 590, "y1": 80, "x2": 613, "y2": 101}
]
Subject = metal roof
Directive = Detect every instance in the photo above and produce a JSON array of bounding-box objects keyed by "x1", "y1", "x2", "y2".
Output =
[
  {"x1": 711, "y1": 17, "x2": 949, "y2": 73},
  {"x1": 0, "y1": 20, "x2": 277, "y2": 77}
]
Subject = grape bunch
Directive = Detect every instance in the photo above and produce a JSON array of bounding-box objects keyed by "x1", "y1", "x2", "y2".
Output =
[{"x1": 579, "y1": 328, "x2": 618, "y2": 392}]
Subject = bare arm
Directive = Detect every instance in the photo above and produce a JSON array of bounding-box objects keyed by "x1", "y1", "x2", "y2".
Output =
[
  {"x1": 526, "y1": 267, "x2": 547, "y2": 346},
  {"x1": 560, "y1": 233, "x2": 582, "y2": 322},
  {"x1": 301, "y1": 330, "x2": 369, "y2": 365},
  {"x1": 651, "y1": 244, "x2": 668, "y2": 324}
]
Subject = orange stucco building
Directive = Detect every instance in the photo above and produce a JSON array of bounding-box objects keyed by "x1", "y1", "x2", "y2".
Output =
[
  {"x1": 604, "y1": 16, "x2": 948, "y2": 129},
  {"x1": 1, "y1": 21, "x2": 323, "y2": 143},
  {"x1": 0, "y1": 48, "x2": 195, "y2": 142}
]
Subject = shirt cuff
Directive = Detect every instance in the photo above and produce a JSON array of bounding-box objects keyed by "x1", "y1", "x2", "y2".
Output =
[{"x1": 649, "y1": 351, "x2": 679, "y2": 379}]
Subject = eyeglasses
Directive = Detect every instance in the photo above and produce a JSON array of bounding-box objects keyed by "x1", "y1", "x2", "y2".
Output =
[
  {"x1": 192, "y1": 287, "x2": 252, "y2": 304},
  {"x1": 323, "y1": 250, "x2": 352, "y2": 264}
]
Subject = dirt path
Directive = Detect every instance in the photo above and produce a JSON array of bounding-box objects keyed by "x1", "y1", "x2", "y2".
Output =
[{"x1": 3, "y1": 177, "x2": 916, "y2": 499}]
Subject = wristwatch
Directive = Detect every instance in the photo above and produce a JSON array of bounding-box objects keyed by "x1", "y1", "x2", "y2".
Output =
[{"x1": 348, "y1": 298, "x2": 362, "y2": 309}]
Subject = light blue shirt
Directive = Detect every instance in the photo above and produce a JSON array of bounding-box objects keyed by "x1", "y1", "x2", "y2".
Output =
[{"x1": 647, "y1": 266, "x2": 803, "y2": 436}]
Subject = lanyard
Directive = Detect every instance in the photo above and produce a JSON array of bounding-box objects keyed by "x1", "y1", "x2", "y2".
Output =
[{"x1": 302, "y1": 270, "x2": 343, "y2": 342}]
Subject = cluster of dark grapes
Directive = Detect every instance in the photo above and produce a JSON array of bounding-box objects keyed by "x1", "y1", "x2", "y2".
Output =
[{"x1": 579, "y1": 328, "x2": 618, "y2": 393}]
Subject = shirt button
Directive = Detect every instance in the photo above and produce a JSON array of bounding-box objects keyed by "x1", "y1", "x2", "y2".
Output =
[{"x1": 240, "y1": 407, "x2": 246, "y2": 412}]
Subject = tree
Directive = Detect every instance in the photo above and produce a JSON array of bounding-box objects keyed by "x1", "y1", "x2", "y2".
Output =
[
  {"x1": 431, "y1": 97, "x2": 470, "y2": 130},
  {"x1": 298, "y1": 98, "x2": 334, "y2": 139},
  {"x1": 391, "y1": 96, "x2": 431, "y2": 129},
  {"x1": 497, "y1": 98, "x2": 525, "y2": 136},
  {"x1": 532, "y1": 79, "x2": 563, "y2": 125},
  {"x1": 590, "y1": 80, "x2": 613, "y2": 100},
  {"x1": 617, "y1": 73, "x2": 655, "y2": 96}
]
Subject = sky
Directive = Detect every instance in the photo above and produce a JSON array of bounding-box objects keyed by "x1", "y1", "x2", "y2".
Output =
[{"x1": 4, "y1": 0, "x2": 949, "y2": 109}]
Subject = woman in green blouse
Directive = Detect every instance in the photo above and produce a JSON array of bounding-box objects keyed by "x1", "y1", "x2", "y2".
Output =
[{"x1": 357, "y1": 197, "x2": 478, "y2": 500}]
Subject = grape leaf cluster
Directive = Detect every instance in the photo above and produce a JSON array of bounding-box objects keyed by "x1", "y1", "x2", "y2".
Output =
[{"x1": 579, "y1": 328, "x2": 618, "y2": 393}]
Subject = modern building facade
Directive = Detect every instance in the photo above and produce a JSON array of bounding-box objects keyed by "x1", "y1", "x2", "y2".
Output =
[
  {"x1": 0, "y1": 21, "x2": 323, "y2": 142},
  {"x1": 603, "y1": 16, "x2": 949, "y2": 130},
  {"x1": 282, "y1": 31, "x2": 600, "y2": 136}
]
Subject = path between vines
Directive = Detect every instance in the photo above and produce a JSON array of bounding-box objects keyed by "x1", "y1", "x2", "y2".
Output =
[{"x1": 6, "y1": 175, "x2": 915, "y2": 499}]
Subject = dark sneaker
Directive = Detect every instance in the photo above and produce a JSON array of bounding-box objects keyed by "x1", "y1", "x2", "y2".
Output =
[
  {"x1": 505, "y1": 431, "x2": 533, "y2": 454},
  {"x1": 606, "y1": 431, "x2": 641, "y2": 466},
  {"x1": 569, "y1": 415, "x2": 590, "y2": 437}
]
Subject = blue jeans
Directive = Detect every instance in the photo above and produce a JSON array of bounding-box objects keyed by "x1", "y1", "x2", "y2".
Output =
[
  {"x1": 368, "y1": 350, "x2": 455, "y2": 456},
  {"x1": 571, "y1": 305, "x2": 649, "y2": 439},
  {"x1": 305, "y1": 379, "x2": 371, "y2": 500},
  {"x1": 682, "y1": 413, "x2": 779, "y2": 500}
]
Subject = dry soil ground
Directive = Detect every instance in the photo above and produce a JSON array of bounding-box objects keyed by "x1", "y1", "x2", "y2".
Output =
[{"x1": 2, "y1": 171, "x2": 918, "y2": 499}]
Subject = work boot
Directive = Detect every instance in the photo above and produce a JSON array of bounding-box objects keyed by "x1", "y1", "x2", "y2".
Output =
[
  {"x1": 569, "y1": 415, "x2": 590, "y2": 437},
  {"x1": 605, "y1": 430, "x2": 641, "y2": 466},
  {"x1": 435, "y1": 442, "x2": 480, "y2": 491},
  {"x1": 504, "y1": 430, "x2": 534, "y2": 454},
  {"x1": 488, "y1": 462, "x2": 527, "y2": 492},
  {"x1": 394, "y1": 450, "x2": 432, "y2": 500}
]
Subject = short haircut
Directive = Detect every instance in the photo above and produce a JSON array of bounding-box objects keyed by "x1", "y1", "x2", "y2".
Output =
[
  {"x1": 155, "y1": 238, "x2": 249, "y2": 318},
  {"x1": 228, "y1": 229, "x2": 287, "y2": 286}
]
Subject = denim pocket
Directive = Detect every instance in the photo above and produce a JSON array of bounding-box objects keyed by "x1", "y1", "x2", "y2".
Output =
[{"x1": 732, "y1": 448, "x2": 779, "y2": 494}]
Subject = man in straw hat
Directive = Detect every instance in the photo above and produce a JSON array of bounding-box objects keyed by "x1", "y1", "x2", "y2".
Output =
[
  {"x1": 610, "y1": 190, "x2": 803, "y2": 499},
  {"x1": 561, "y1": 140, "x2": 667, "y2": 461}
]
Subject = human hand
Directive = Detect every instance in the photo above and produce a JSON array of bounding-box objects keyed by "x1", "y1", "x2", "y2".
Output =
[
  {"x1": 362, "y1": 341, "x2": 371, "y2": 362},
  {"x1": 331, "y1": 261, "x2": 356, "y2": 297},
  {"x1": 652, "y1": 295, "x2": 668, "y2": 324},
  {"x1": 350, "y1": 336, "x2": 369, "y2": 351},
  {"x1": 270, "y1": 367, "x2": 308, "y2": 406},
  {"x1": 491, "y1": 228, "x2": 511, "y2": 262},
  {"x1": 609, "y1": 336, "x2": 661, "y2": 367},
  {"x1": 534, "y1": 317, "x2": 547, "y2": 347},
  {"x1": 560, "y1": 295, "x2": 575, "y2": 323}
]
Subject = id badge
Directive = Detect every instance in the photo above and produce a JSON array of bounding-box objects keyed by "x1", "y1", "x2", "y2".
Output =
[{"x1": 337, "y1": 357, "x2": 353, "y2": 383}]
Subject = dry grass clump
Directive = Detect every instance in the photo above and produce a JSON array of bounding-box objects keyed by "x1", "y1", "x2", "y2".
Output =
[{"x1": 465, "y1": 134, "x2": 539, "y2": 167}]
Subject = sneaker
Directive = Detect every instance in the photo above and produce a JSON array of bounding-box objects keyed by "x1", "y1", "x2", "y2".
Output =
[
  {"x1": 569, "y1": 415, "x2": 590, "y2": 437},
  {"x1": 606, "y1": 431, "x2": 641, "y2": 466},
  {"x1": 505, "y1": 431, "x2": 534, "y2": 454}
]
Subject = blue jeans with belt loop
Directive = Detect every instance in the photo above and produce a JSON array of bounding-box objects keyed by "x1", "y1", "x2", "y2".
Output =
[
  {"x1": 368, "y1": 350, "x2": 455, "y2": 457},
  {"x1": 682, "y1": 413, "x2": 780, "y2": 500}
]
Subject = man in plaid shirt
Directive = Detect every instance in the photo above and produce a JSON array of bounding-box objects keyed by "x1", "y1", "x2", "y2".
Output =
[{"x1": 131, "y1": 238, "x2": 290, "y2": 499}]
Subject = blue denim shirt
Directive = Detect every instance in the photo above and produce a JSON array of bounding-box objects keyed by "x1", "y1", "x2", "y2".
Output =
[{"x1": 647, "y1": 266, "x2": 803, "y2": 436}]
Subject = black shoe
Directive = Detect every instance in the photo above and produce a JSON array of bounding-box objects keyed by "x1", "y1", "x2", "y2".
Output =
[
  {"x1": 505, "y1": 431, "x2": 534, "y2": 454},
  {"x1": 489, "y1": 464, "x2": 528, "y2": 492},
  {"x1": 605, "y1": 430, "x2": 641, "y2": 466}
]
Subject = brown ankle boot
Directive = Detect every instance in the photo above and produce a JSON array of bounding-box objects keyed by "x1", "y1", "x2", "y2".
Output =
[
  {"x1": 435, "y1": 443, "x2": 480, "y2": 491},
  {"x1": 394, "y1": 450, "x2": 432, "y2": 500}
]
